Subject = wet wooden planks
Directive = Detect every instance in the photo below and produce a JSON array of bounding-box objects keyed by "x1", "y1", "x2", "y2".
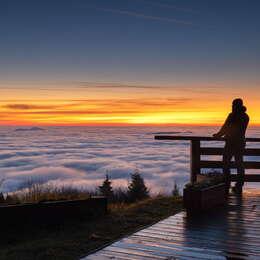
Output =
[{"x1": 83, "y1": 191, "x2": 260, "y2": 260}]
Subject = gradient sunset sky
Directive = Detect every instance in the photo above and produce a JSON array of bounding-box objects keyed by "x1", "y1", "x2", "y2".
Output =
[{"x1": 1, "y1": 0, "x2": 260, "y2": 125}]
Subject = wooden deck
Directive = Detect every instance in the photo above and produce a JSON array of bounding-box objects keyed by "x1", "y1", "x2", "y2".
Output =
[{"x1": 83, "y1": 190, "x2": 260, "y2": 260}]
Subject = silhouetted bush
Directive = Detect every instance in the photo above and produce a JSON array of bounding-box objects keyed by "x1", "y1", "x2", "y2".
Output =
[
  {"x1": 4, "y1": 194, "x2": 20, "y2": 204},
  {"x1": 1, "y1": 171, "x2": 171, "y2": 206},
  {"x1": 127, "y1": 170, "x2": 149, "y2": 202},
  {"x1": 185, "y1": 173, "x2": 225, "y2": 191},
  {"x1": 112, "y1": 188, "x2": 129, "y2": 203},
  {"x1": 4, "y1": 182, "x2": 93, "y2": 204},
  {"x1": 99, "y1": 174, "x2": 114, "y2": 201},
  {"x1": 0, "y1": 179, "x2": 5, "y2": 204},
  {"x1": 172, "y1": 181, "x2": 180, "y2": 197},
  {"x1": 0, "y1": 193, "x2": 5, "y2": 204}
]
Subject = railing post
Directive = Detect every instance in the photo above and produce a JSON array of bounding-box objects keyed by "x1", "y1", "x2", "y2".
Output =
[{"x1": 190, "y1": 140, "x2": 200, "y2": 184}]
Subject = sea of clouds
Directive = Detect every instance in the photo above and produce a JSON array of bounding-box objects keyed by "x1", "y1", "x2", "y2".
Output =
[{"x1": 0, "y1": 125, "x2": 259, "y2": 194}]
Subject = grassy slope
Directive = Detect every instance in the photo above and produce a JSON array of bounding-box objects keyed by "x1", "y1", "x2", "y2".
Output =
[{"x1": 0, "y1": 196, "x2": 182, "y2": 260}]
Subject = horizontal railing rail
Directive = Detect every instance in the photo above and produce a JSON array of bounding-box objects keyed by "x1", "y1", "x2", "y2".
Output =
[
  {"x1": 154, "y1": 135, "x2": 260, "y2": 142},
  {"x1": 200, "y1": 161, "x2": 260, "y2": 169},
  {"x1": 154, "y1": 135, "x2": 260, "y2": 183},
  {"x1": 200, "y1": 147, "x2": 260, "y2": 156}
]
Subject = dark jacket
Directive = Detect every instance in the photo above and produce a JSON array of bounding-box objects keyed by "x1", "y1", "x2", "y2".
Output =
[{"x1": 217, "y1": 110, "x2": 249, "y2": 144}]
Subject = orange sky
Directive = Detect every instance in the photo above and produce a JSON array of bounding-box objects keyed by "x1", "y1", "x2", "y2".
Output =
[
  {"x1": 1, "y1": 81, "x2": 260, "y2": 126},
  {"x1": 2, "y1": 1, "x2": 260, "y2": 127}
]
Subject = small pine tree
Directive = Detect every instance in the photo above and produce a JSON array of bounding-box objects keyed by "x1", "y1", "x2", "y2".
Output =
[
  {"x1": 172, "y1": 181, "x2": 180, "y2": 197},
  {"x1": 113, "y1": 188, "x2": 128, "y2": 203},
  {"x1": 5, "y1": 194, "x2": 15, "y2": 204},
  {"x1": 127, "y1": 170, "x2": 149, "y2": 202},
  {"x1": 99, "y1": 174, "x2": 114, "y2": 200},
  {"x1": 0, "y1": 193, "x2": 4, "y2": 204},
  {"x1": 0, "y1": 179, "x2": 5, "y2": 204}
]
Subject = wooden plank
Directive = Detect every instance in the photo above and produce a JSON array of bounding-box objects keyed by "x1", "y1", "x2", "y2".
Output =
[
  {"x1": 154, "y1": 135, "x2": 260, "y2": 142},
  {"x1": 135, "y1": 231, "x2": 260, "y2": 256},
  {"x1": 125, "y1": 236, "x2": 226, "y2": 257},
  {"x1": 101, "y1": 248, "x2": 162, "y2": 260},
  {"x1": 127, "y1": 236, "x2": 253, "y2": 260},
  {"x1": 200, "y1": 160, "x2": 260, "y2": 169},
  {"x1": 154, "y1": 135, "x2": 225, "y2": 141},
  {"x1": 200, "y1": 147, "x2": 260, "y2": 156},
  {"x1": 146, "y1": 225, "x2": 260, "y2": 244},
  {"x1": 86, "y1": 255, "x2": 113, "y2": 260},
  {"x1": 165, "y1": 214, "x2": 260, "y2": 228},
  {"x1": 190, "y1": 140, "x2": 200, "y2": 183},
  {"x1": 139, "y1": 229, "x2": 260, "y2": 252},
  {"x1": 162, "y1": 215, "x2": 260, "y2": 230},
  {"x1": 86, "y1": 256, "x2": 112, "y2": 260},
  {"x1": 133, "y1": 232, "x2": 259, "y2": 259},
  {"x1": 153, "y1": 225, "x2": 260, "y2": 241},
  {"x1": 111, "y1": 241, "x2": 226, "y2": 260}
]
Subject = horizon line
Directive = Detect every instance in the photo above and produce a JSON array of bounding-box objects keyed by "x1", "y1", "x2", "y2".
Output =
[{"x1": 1, "y1": 122, "x2": 260, "y2": 127}]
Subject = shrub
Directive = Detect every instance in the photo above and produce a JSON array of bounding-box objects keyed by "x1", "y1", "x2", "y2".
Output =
[
  {"x1": 127, "y1": 170, "x2": 149, "y2": 202},
  {"x1": 4, "y1": 194, "x2": 20, "y2": 204},
  {"x1": 6, "y1": 182, "x2": 92, "y2": 204},
  {"x1": 99, "y1": 174, "x2": 114, "y2": 201},
  {"x1": 112, "y1": 188, "x2": 129, "y2": 203},
  {"x1": 172, "y1": 181, "x2": 180, "y2": 197},
  {"x1": 0, "y1": 193, "x2": 4, "y2": 204},
  {"x1": 185, "y1": 172, "x2": 225, "y2": 191},
  {"x1": 0, "y1": 179, "x2": 5, "y2": 204},
  {"x1": 2, "y1": 172, "x2": 153, "y2": 205}
]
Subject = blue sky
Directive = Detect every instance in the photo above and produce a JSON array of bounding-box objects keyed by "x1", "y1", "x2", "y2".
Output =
[{"x1": 1, "y1": 0, "x2": 260, "y2": 84}]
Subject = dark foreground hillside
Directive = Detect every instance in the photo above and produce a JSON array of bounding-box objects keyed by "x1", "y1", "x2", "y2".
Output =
[{"x1": 0, "y1": 196, "x2": 182, "y2": 260}]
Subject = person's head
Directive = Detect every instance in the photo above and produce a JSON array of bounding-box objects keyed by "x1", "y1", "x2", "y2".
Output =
[{"x1": 232, "y1": 98, "x2": 243, "y2": 113}]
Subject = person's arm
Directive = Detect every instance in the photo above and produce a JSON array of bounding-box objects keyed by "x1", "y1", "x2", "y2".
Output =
[
  {"x1": 213, "y1": 113, "x2": 232, "y2": 138},
  {"x1": 243, "y1": 114, "x2": 249, "y2": 133}
]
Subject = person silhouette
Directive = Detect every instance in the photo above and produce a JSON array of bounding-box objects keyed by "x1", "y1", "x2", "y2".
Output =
[{"x1": 213, "y1": 98, "x2": 249, "y2": 194}]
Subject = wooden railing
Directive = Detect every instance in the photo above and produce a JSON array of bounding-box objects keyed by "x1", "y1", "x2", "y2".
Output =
[{"x1": 154, "y1": 135, "x2": 260, "y2": 184}]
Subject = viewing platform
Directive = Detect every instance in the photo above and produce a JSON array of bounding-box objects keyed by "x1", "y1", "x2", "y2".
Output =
[
  {"x1": 84, "y1": 190, "x2": 260, "y2": 259},
  {"x1": 155, "y1": 135, "x2": 260, "y2": 183},
  {"x1": 83, "y1": 135, "x2": 260, "y2": 259}
]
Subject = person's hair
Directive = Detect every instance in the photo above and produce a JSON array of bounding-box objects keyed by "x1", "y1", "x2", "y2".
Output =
[
  {"x1": 232, "y1": 98, "x2": 244, "y2": 113},
  {"x1": 232, "y1": 98, "x2": 243, "y2": 108}
]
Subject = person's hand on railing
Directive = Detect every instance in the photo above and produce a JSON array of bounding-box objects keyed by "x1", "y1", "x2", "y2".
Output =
[{"x1": 213, "y1": 133, "x2": 222, "y2": 138}]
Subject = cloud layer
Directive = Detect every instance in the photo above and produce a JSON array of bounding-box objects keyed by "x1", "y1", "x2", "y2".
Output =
[{"x1": 0, "y1": 125, "x2": 258, "y2": 194}]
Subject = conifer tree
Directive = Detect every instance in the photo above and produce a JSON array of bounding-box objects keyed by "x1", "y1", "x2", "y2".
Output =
[
  {"x1": 0, "y1": 193, "x2": 4, "y2": 204},
  {"x1": 127, "y1": 170, "x2": 149, "y2": 202},
  {"x1": 5, "y1": 194, "x2": 15, "y2": 204},
  {"x1": 99, "y1": 174, "x2": 114, "y2": 200},
  {"x1": 0, "y1": 179, "x2": 5, "y2": 204},
  {"x1": 172, "y1": 180, "x2": 180, "y2": 197}
]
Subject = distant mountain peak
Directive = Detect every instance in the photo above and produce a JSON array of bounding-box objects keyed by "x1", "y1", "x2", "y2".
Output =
[{"x1": 15, "y1": 127, "x2": 45, "y2": 132}]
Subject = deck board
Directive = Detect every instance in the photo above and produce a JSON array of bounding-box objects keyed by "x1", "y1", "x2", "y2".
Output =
[{"x1": 83, "y1": 190, "x2": 260, "y2": 260}]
